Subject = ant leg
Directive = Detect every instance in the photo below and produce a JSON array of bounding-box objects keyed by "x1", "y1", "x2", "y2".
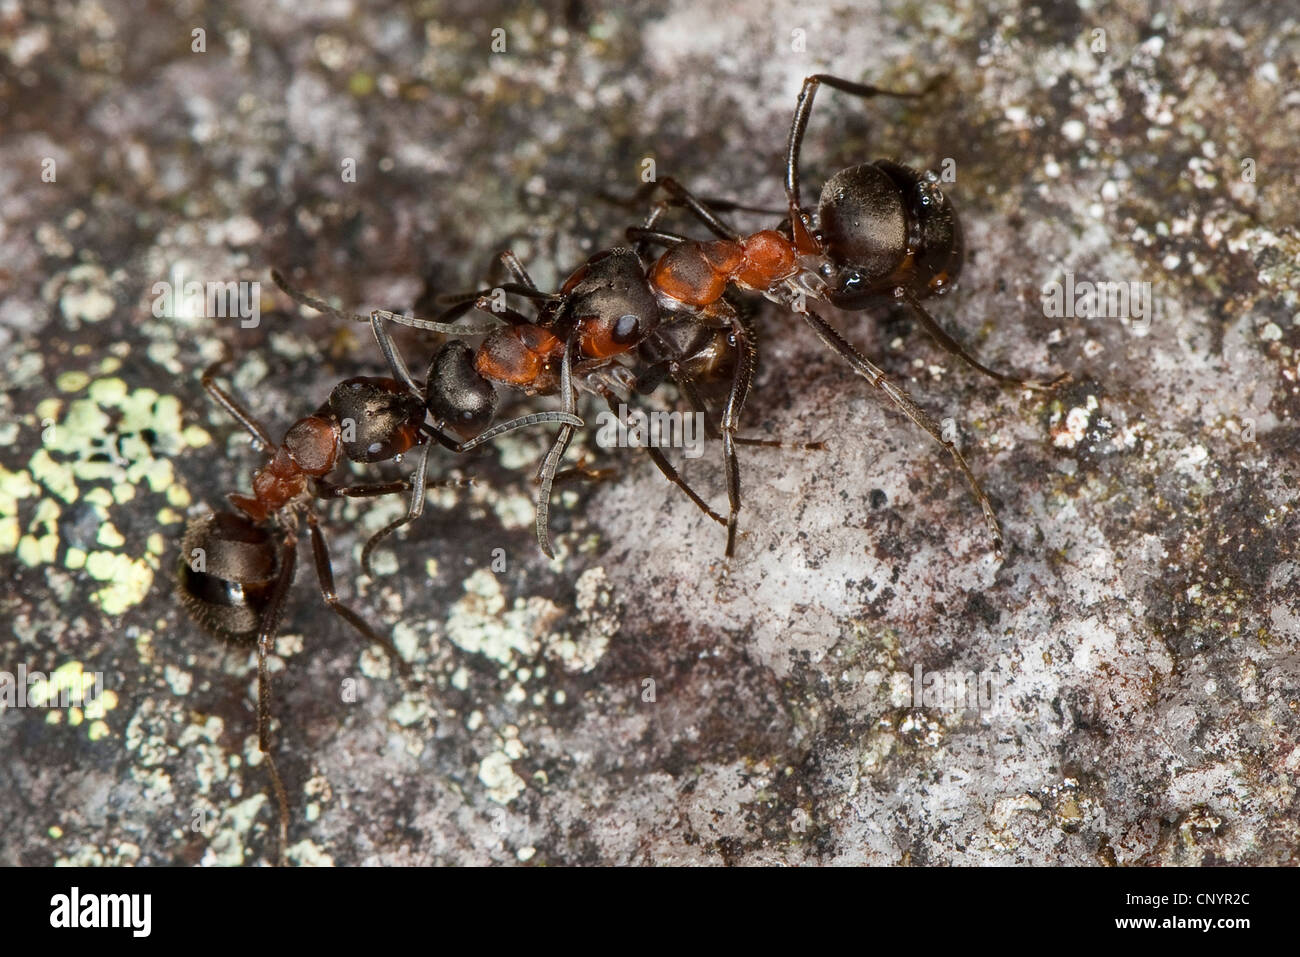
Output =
[
  {"x1": 253, "y1": 531, "x2": 299, "y2": 866},
  {"x1": 434, "y1": 283, "x2": 555, "y2": 306},
  {"x1": 272, "y1": 269, "x2": 368, "y2": 325},
  {"x1": 785, "y1": 73, "x2": 944, "y2": 213},
  {"x1": 717, "y1": 311, "x2": 758, "y2": 560},
  {"x1": 424, "y1": 410, "x2": 584, "y2": 455},
  {"x1": 601, "y1": 181, "x2": 783, "y2": 218},
  {"x1": 201, "y1": 361, "x2": 276, "y2": 451},
  {"x1": 534, "y1": 338, "x2": 579, "y2": 558},
  {"x1": 498, "y1": 250, "x2": 540, "y2": 292},
  {"x1": 658, "y1": 177, "x2": 742, "y2": 241},
  {"x1": 677, "y1": 377, "x2": 825, "y2": 450},
  {"x1": 799, "y1": 304, "x2": 1004, "y2": 557},
  {"x1": 304, "y1": 510, "x2": 411, "y2": 675},
  {"x1": 315, "y1": 478, "x2": 410, "y2": 499},
  {"x1": 899, "y1": 291, "x2": 1070, "y2": 391},
  {"x1": 626, "y1": 226, "x2": 691, "y2": 249},
  {"x1": 601, "y1": 392, "x2": 727, "y2": 526},
  {"x1": 368, "y1": 312, "x2": 423, "y2": 397},
  {"x1": 553, "y1": 452, "x2": 618, "y2": 485},
  {"x1": 276, "y1": 268, "x2": 551, "y2": 324},
  {"x1": 374, "y1": 305, "x2": 503, "y2": 337},
  {"x1": 471, "y1": 296, "x2": 537, "y2": 328},
  {"x1": 360, "y1": 441, "x2": 431, "y2": 579}
]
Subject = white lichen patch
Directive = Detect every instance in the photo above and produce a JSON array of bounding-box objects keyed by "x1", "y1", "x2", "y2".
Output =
[
  {"x1": 542, "y1": 567, "x2": 617, "y2": 673},
  {"x1": 84, "y1": 549, "x2": 155, "y2": 616},
  {"x1": 388, "y1": 692, "x2": 431, "y2": 728},
  {"x1": 287, "y1": 840, "x2": 334, "y2": 867},
  {"x1": 55, "y1": 264, "x2": 117, "y2": 324},
  {"x1": 446, "y1": 568, "x2": 563, "y2": 665},
  {"x1": 200, "y1": 794, "x2": 268, "y2": 867},
  {"x1": 1051, "y1": 395, "x2": 1099, "y2": 449},
  {"x1": 478, "y1": 749, "x2": 526, "y2": 804},
  {"x1": 489, "y1": 490, "x2": 536, "y2": 530}
]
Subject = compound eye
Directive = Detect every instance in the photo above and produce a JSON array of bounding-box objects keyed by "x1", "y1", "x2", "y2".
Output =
[{"x1": 612, "y1": 314, "x2": 640, "y2": 344}]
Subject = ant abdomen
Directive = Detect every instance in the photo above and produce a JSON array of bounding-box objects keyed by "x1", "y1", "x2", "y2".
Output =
[
  {"x1": 820, "y1": 160, "x2": 963, "y2": 309},
  {"x1": 178, "y1": 511, "x2": 282, "y2": 639}
]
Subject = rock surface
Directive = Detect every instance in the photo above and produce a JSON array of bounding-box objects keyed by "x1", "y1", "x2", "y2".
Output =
[{"x1": 1, "y1": 0, "x2": 1297, "y2": 865}]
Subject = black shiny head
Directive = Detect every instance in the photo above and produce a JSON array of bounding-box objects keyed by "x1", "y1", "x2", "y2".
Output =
[
  {"x1": 425, "y1": 341, "x2": 498, "y2": 438},
  {"x1": 817, "y1": 161, "x2": 963, "y2": 309},
  {"x1": 327, "y1": 377, "x2": 426, "y2": 463},
  {"x1": 561, "y1": 247, "x2": 660, "y2": 355},
  {"x1": 178, "y1": 511, "x2": 281, "y2": 639}
]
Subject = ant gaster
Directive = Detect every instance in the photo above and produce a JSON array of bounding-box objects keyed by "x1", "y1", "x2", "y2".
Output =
[{"x1": 628, "y1": 74, "x2": 1069, "y2": 556}]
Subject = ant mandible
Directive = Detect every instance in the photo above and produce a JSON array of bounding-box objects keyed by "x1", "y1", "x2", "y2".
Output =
[
  {"x1": 178, "y1": 357, "x2": 476, "y2": 863},
  {"x1": 627, "y1": 74, "x2": 1070, "y2": 556}
]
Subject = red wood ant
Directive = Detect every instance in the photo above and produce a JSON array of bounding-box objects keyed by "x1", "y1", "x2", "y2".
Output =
[
  {"x1": 177, "y1": 349, "x2": 575, "y2": 862},
  {"x1": 178, "y1": 360, "x2": 433, "y2": 863},
  {"x1": 287, "y1": 250, "x2": 817, "y2": 563},
  {"x1": 625, "y1": 74, "x2": 1069, "y2": 556}
]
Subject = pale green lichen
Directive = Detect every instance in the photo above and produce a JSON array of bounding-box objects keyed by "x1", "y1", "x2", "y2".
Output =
[{"x1": 3, "y1": 373, "x2": 211, "y2": 617}]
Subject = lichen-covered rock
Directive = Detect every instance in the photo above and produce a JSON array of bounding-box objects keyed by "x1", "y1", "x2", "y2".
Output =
[{"x1": 1, "y1": 0, "x2": 1296, "y2": 865}]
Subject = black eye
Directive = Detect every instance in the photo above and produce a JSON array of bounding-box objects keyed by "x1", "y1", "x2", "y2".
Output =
[{"x1": 612, "y1": 314, "x2": 639, "y2": 343}]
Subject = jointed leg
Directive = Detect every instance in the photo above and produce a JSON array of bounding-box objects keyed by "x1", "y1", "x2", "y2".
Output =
[
  {"x1": 626, "y1": 226, "x2": 692, "y2": 250},
  {"x1": 272, "y1": 269, "x2": 367, "y2": 325},
  {"x1": 600, "y1": 392, "x2": 727, "y2": 527},
  {"x1": 498, "y1": 250, "x2": 540, "y2": 292},
  {"x1": 424, "y1": 410, "x2": 584, "y2": 455},
  {"x1": 717, "y1": 311, "x2": 758, "y2": 559},
  {"x1": 655, "y1": 177, "x2": 743, "y2": 241},
  {"x1": 785, "y1": 73, "x2": 945, "y2": 213},
  {"x1": 899, "y1": 290, "x2": 1069, "y2": 391},
  {"x1": 253, "y1": 531, "x2": 299, "y2": 866},
  {"x1": 799, "y1": 305, "x2": 1004, "y2": 556},
  {"x1": 201, "y1": 361, "x2": 275, "y2": 451},
  {"x1": 601, "y1": 180, "x2": 784, "y2": 218},
  {"x1": 359, "y1": 441, "x2": 431, "y2": 579},
  {"x1": 677, "y1": 377, "x2": 825, "y2": 450},
  {"x1": 471, "y1": 297, "x2": 538, "y2": 328},
  {"x1": 534, "y1": 338, "x2": 578, "y2": 558},
  {"x1": 305, "y1": 511, "x2": 411, "y2": 675},
  {"x1": 314, "y1": 478, "x2": 411, "y2": 499}
]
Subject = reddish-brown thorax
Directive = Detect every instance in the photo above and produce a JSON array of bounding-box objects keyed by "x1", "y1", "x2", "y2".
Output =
[
  {"x1": 650, "y1": 230, "x2": 799, "y2": 307},
  {"x1": 475, "y1": 325, "x2": 565, "y2": 389},
  {"x1": 229, "y1": 415, "x2": 341, "y2": 522}
]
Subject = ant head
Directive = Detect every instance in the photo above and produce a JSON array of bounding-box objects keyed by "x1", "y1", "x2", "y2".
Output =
[
  {"x1": 425, "y1": 341, "x2": 498, "y2": 439},
  {"x1": 328, "y1": 377, "x2": 426, "y2": 462},
  {"x1": 816, "y1": 163, "x2": 909, "y2": 309},
  {"x1": 178, "y1": 511, "x2": 280, "y2": 639},
  {"x1": 562, "y1": 248, "x2": 660, "y2": 358}
]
